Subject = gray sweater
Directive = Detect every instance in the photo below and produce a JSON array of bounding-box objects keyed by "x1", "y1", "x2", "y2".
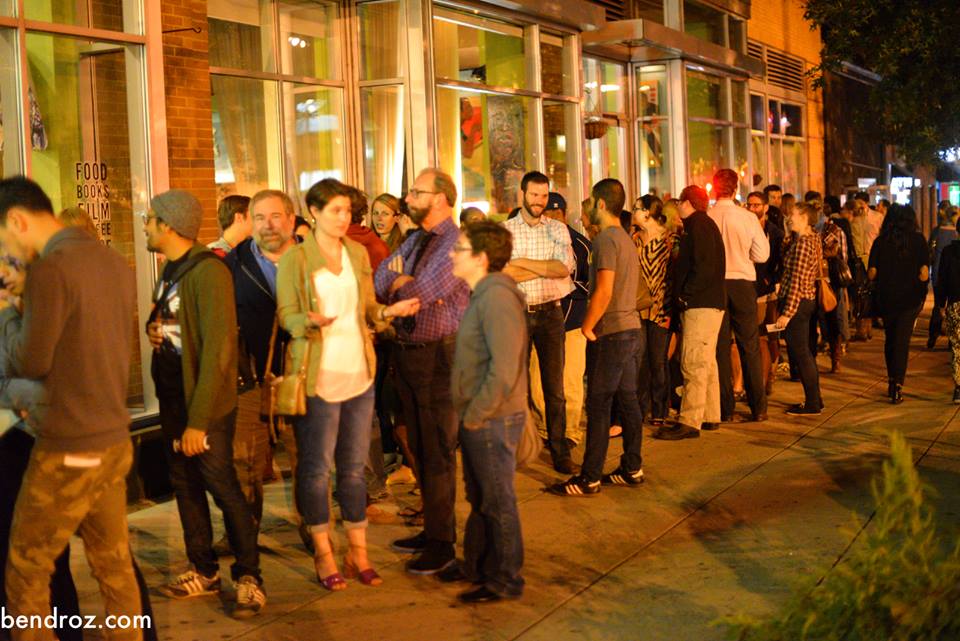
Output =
[
  {"x1": 451, "y1": 272, "x2": 528, "y2": 428},
  {"x1": 1, "y1": 227, "x2": 135, "y2": 451}
]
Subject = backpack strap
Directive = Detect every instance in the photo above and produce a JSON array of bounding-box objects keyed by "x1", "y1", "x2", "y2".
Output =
[{"x1": 148, "y1": 250, "x2": 220, "y2": 324}]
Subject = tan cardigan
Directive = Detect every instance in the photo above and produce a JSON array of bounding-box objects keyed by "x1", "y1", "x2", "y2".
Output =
[{"x1": 276, "y1": 233, "x2": 388, "y2": 397}]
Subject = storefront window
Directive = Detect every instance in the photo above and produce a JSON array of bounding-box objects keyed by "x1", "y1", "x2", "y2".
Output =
[
  {"x1": 586, "y1": 122, "x2": 626, "y2": 193},
  {"x1": 728, "y1": 18, "x2": 745, "y2": 53},
  {"x1": 0, "y1": 30, "x2": 21, "y2": 177},
  {"x1": 684, "y1": 1, "x2": 725, "y2": 47},
  {"x1": 688, "y1": 121, "x2": 725, "y2": 190},
  {"x1": 211, "y1": 76, "x2": 282, "y2": 196},
  {"x1": 433, "y1": 10, "x2": 527, "y2": 90},
  {"x1": 208, "y1": 0, "x2": 277, "y2": 73},
  {"x1": 543, "y1": 101, "x2": 576, "y2": 199},
  {"x1": 637, "y1": 64, "x2": 670, "y2": 197},
  {"x1": 782, "y1": 140, "x2": 803, "y2": 195},
  {"x1": 751, "y1": 134, "x2": 766, "y2": 189},
  {"x1": 358, "y1": 0, "x2": 403, "y2": 80},
  {"x1": 25, "y1": 31, "x2": 150, "y2": 411},
  {"x1": 540, "y1": 33, "x2": 571, "y2": 96},
  {"x1": 284, "y1": 84, "x2": 346, "y2": 191},
  {"x1": 277, "y1": 1, "x2": 339, "y2": 79},
  {"x1": 686, "y1": 67, "x2": 749, "y2": 193},
  {"x1": 436, "y1": 87, "x2": 537, "y2": 216},
  {"x1": 781, "y1": 103, "x2": 802, "y2": 137},
  {"x1": 587, "y1": 60, "x2": 625, "y2": 114},
  {"x1": 360, "y1": 85, "x2": 406, "y2": 198},
  {"x1": 750, "y1": 94, "x2": 765, "y2": 130},
  {"x1": 26, "y1": 0, "x2": 141, "y2": 34},
  {"x1": 686, "y1": 70, "x2": 722, "y2": 120}
]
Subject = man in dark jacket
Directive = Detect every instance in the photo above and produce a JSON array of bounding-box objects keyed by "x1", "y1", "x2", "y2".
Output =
[
  {"x1": 655, "y1": 185, "x2": 726, "y2": 440},
  {"x1": 448, "y1": 221, "x2": 527, "y2": 603},
  {"x1": 224, "y1": 189, "x2": 304, "y2": 549},
  {"x1": 144, "y1": 189, "x2": 265, "y2": 618}
]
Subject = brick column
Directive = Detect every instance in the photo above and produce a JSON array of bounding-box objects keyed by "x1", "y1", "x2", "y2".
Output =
[{"x1": 160, "y1": 0, "x2": 218, "y2": 243}]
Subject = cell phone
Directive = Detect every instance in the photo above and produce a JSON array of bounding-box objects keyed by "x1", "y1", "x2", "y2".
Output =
[{"x1": 765, "y1": 323, "x2": 781, "y2": 333}]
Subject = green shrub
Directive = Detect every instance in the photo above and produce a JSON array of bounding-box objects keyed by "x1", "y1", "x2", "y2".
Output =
[{"x1": 723, "y1": 431, "x2": 960, "y2": 641}]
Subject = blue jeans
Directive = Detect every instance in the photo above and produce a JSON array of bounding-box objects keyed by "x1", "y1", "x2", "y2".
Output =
[
  {"x1": 294, "y1": 385, "x2": 375, "y2": 530},
  {"x1": 460, "y1": 412, "x2": 524, "y2": 598},
  {"x1": 583, "y1": 330, "x2": 644, "y2": 482}
]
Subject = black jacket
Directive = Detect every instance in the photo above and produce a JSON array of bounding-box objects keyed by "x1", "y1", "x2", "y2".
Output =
[
  {"x1": 675, "y1": 210, "x2": 726, "y2": 310},
  {"x1": 224, "y1": 239, "x2": 289, "y2": 381},
  {"x1": 562, "y1": 225, "x2": 591, "y2": 331},
  {"x1": 935, "y1": 240, "x2": 960, "y2": 305}
]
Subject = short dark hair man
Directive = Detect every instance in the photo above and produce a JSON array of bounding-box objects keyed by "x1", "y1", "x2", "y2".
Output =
[
  {"x1": 144, "y1": 189, "x2": 265, "y2": 618},
  {"x1": 747, "y1": 190, "x2": 785, "y2": 394},
  {"x1": 708, "y1": 169, "x2": 770, "y2": 424},
  {"x1": 654, "y1": 185, "x2": 726, "y2": 439},
  {"x1": 0, "y1": 176, "x2": 144, "y2": 637},
  {"x1": 503, "y1": 171, "x2": 577, "y2": 474},
  {"x1": 550, "y1": 178, "x2": 644, "y2": 495},
  {"x1": 763, "y1": 184, "x2": 784, "y2": 230},
  {"x1": 209, "y1": 194, "x2": 252, "y2": 257}
]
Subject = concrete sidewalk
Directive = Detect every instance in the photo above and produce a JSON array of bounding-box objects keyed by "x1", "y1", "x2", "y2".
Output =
[{"x1": 72, "y1": 307, "x2": 960, "y2": 641}]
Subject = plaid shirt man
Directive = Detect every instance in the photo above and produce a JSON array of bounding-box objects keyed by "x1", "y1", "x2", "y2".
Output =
[{"x1": 504, "y1": 214, "x2": 575, "y2": 305}]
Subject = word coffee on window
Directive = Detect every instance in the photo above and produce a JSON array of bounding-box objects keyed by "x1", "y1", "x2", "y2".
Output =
[{"x1": 75, "y1": 162, "x2": 112, "y2": 246}]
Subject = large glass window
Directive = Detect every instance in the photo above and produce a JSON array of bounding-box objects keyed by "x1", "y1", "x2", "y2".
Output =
[
  {"x1": 584, "y1": 57, "x2": 629, "y2": 198},
  {"x1": 0, "y1": 30, "x2": 20, "y2": 177},
  {"x1": 684, "y1": 1, "x2": 725, "y2": 47},
  {"x1": 26, "y1": 0, "x2": 141, "y2": 34},
  {"x1": 753, "y1": 96, "x2": 806, "y2": 194},
  {"x1": 433, "y1": 10, "x2": 527, "y2": 90},
  {"x1": 208, "y1": 0, "x2": 346, "y2": 205},
  {"x1": 359, "y1": 1, "x2": 403, "y2": 80},
  {"x1": 434, "y1": 8, "x2": 580, "y2": 215},
  {"x1": 23, "y1": 31, "x2": 151, "y2": 413},
  {"x1": 637, "y1": 64, "x2": 671, "y2": 197},
  {"x1": 437, "y1": 88, "x2": 537, "y2": 215},
  {"x1": 685, "y1": 68, "x2": 749, "y2": 195}
]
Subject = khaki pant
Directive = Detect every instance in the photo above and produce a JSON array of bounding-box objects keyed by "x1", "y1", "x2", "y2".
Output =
[
  {"x1": 6, "y1": 439, "x2": 141, "y2": 641},
  {"x1": 678, "y1": 308, "x2": 725, "y2": 429},
  {"x1": 530, "y1": 328, "x2": 586, "y2": 445}
]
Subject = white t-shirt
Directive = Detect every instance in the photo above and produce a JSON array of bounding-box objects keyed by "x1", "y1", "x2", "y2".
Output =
[{"x1": 311, "y1": 247, "x2": 373, "y2": 402}]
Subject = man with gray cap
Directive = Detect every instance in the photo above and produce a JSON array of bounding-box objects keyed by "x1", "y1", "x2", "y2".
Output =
[{"x1": 143, "y1": 189, "x2": 265, "y2": 619}]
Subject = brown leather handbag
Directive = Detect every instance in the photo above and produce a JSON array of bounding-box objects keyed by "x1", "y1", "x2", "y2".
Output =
[{"x1": 817, "y1": 257, "x2": 838, "y2": 314}]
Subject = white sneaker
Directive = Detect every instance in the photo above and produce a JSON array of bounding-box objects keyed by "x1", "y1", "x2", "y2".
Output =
[
  {"x1": 158, "y1": 570, "x2": 220, "y2": 599},
  {"x1": 233, "y1": 575, "x2": 266, "y2": 619}
]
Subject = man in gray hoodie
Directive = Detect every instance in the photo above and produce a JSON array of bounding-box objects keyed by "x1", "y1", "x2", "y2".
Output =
[{"x1": 448, "y1": 221, "x2": 528, "y2": 603}]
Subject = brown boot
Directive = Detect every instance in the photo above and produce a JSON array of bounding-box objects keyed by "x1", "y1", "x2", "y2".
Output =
[{"x1": 830, "y1": 342, "x2": 842, "y2": 373}]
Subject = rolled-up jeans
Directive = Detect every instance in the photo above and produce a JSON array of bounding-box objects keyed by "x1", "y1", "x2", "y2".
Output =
[
  {"x1": 294, "y1": 385, "x2": 375, "y2": 531},
  {"x1": 460, "y1": 412, "x2": 525, "y2": 598}
]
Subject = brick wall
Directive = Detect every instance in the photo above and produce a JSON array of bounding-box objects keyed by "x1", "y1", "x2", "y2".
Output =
[
  {"x1": 160, "y1": 0, "x2": 219, "y2": 244},
  {"x1": 749, "y1": 0, "x2": 825, "y2": 194}
]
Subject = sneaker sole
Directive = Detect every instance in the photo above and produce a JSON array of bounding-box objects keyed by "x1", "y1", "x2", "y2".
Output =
[
  {"x1": 391, "y1": 544, "x2": 427, "y2": 554},
  {"x1": 601, "y1": 476, "x2": 644, "y2": 486},
  {"x1": 547, "y1": 487, "x2": 600, "y2": 497},
  {"x1": 232, "y1": 606, "x2": 263, "y2": 620},
  {"x1": 158, "y1": 587, "x2": 220, "y2": 600},
  {"x1": 406, "y1": 558, "x2": 455, "y2": 575}
]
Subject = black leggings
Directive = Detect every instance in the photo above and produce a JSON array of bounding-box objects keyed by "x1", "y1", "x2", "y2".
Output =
[{"x1": 882, "y1": 304, "x2": 923, "y2": 385}]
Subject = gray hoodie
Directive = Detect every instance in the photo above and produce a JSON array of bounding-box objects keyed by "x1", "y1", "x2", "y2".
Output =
[{"x1": 451, "y1": 272, "x2": 528, "y2": 428}]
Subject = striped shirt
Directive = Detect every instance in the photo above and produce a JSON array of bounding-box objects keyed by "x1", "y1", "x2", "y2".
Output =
[
  {"x1": 780, "y1": 233, "x2": 822, "y2": 319},
  {"x1": 639, "y1": 235, "x2": 672, "y2": 327},
  {"x1": 504, "y1": 214, "x2": 575, "y2": 305}
]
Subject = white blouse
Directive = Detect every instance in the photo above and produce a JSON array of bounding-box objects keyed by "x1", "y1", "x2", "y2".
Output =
[{"x1": 311, "y1": 246, "x2": 373, "y2": 402}]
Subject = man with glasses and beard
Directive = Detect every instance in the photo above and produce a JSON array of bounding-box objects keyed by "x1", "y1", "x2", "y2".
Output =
[
  {"x1": 374, "y1": 169, "x2": 470, "y2": 576},
  {"x1": 503, "y1": 171, "x2": 577, "y2": 475}
]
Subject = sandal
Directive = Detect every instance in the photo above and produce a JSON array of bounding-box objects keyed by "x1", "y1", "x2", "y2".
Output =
[
  {"x1": 343, "y1": 547, "x2": 383, "y2": 587},
  {"x1": 314, "y1": 552, "x2": 346, "y2": 592}
]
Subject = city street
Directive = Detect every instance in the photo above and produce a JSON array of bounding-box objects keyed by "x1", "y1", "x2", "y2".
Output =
[{"x1": 73, "y1": 303, "x2": 960, "y2": 641}]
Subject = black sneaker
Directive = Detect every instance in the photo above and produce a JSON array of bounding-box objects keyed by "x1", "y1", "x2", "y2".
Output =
[
  {"x1": 406, "y1": 545, "x2": 455, "y2": 575},
  {"x1": 392, "y1": 530, "x2": 427, "y2": 554},
  {"x1": 700, "y1": 422, "x2": 720, "y2": 431},
  {"x1": 785, "y1": 403, "x2": 822, "y2": 416},
  {"x1": 653, "y1": 423, "x2": 700, "y2": 440},
  {"x1": 601, "y1": 467, "x2": 644, "y2": 486},
  {"x1": 547, "y1": 474, "x2": 600, "y2": 497},
  {"x1": 436, "y1": 563, "x2": 473, "y2": 584}
]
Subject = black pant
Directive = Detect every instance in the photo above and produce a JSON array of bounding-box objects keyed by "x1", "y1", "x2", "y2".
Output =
[
  {"x1": 785, "y1": 299, "x2": 822, "y2": 409},
  {"x1": 883, "y1": 304, "x2": 923, "y2": 385},
  {"x1": 526, "y1": 305, "x2": 569, "y2": 462},
  {"x1": 929, "y1": 292, "x2": 945, "y2": 343},
  {"x1": 0, "y1": 427, "x2": 157, "y2": 641},
  {"x1": 716, "y1": 279, "x2": 767, "y2": 418},
  {"x1": 638, "y1": 320, "x2": 670, "y2": 420},
  {"x1": 160, "y1": 400, "x2": 261, "y2": 582},
  {"x1": 393, "y1": 337, "x2": 459, "y2": 547}
]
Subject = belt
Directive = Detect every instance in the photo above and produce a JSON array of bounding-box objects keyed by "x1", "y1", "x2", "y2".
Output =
[
  {"x1": 526, "y1": 300, "x2": 560, "y2": 314},
  {"x1": 394, "y1": 334, "x2": 456, "y2": 350}
]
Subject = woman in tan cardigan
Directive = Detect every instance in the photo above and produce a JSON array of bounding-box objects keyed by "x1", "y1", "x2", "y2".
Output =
[{"x1": 277, "y1": 179, "x2": 418, "y2": 591}]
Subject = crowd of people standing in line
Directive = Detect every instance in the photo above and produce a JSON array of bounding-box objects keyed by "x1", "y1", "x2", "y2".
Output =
[{"x1": 0, "y1": 166, "x2": 946, "y2": 638}]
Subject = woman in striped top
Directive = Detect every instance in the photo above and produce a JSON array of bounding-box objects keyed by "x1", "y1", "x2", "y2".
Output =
[
  {"x1": 635, "y1": 199, "x2": 674, "y2": 426},
  {"x1": 775, "y1": 202, "x2": 824, "y2": 416}
]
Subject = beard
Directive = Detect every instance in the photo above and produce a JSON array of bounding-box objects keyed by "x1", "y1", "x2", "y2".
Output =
[
  {"x1": 257, "y1": 230, "x2": 290, "y2": 253},
  {"x1": 407, "y1": 204, "x2": 429, "y2": 225},
  {"x1": 523, "y1": 195, "x2": 544, "y2": 218}
]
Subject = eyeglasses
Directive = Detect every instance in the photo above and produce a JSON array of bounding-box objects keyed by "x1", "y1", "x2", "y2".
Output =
[
  {"x1": 140, "y1": 213, "x2": 160, "y2": 226},
  {"x1": 451, "y1": 243, "x2": 473, "y2": 253},
  {"x1": 408, "y1": 188, "x2": 438, "y2": 198}
]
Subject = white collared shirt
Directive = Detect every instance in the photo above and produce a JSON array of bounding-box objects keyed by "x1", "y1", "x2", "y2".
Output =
[
  {"x1": 504, "y1": 213, "x2": 575, "y2": 305},
  {"x1": 708, "y1": 198, "x2": 770, "y2": 281}
]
